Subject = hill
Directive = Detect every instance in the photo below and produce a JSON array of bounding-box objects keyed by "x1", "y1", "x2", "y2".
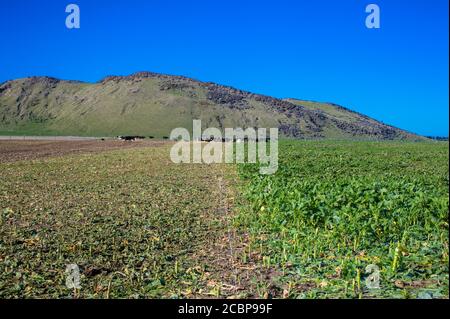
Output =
[{"x1": 0, "y1": 72, "x2": 423, "y2": 140}]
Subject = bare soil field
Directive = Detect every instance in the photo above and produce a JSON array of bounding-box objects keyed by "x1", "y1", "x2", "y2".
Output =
[{"x1": 0, "y1": 140, "x2": 166, "y2": 163}]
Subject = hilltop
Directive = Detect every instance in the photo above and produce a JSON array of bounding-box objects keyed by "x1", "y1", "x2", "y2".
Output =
[{"x1": 0, "y1": 72, "x2": 423, "y2": 140}]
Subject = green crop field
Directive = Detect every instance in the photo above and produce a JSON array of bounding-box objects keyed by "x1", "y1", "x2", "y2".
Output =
[
  {"x1": 0, "y1": 140, "x2": 448, "y2": 299},
  {"x1": 236, "y1": 141, "x2": 449, "y2": 298}
]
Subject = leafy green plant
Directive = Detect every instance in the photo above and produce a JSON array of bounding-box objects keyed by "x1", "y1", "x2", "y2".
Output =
[{"x1": 235, "y1": 141, "x2": 449, "y2": 298}]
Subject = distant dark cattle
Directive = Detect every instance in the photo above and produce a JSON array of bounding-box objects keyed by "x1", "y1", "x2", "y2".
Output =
[
  {"x1": 198, "y1": 137, "x2": 272, "y2": 143},
  {"x1": 118, "y1": 136, "x2": 145, "y2": 141},
  {"x1": 201, "y1": 136, "x2": 214, "y2": 142}
]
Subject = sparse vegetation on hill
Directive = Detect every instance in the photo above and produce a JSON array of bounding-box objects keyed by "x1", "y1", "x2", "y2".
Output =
[{"x1": 0, "y1": 72, "x2": 423, "y2": 140}]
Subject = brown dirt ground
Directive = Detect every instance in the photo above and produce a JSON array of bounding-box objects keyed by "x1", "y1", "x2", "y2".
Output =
[
  {"x1": 0, "y1": 139, "x2": 167, "y2": 163},
  {"x1": 190, "y1": 165, "x2": 285, "y2": 299}
]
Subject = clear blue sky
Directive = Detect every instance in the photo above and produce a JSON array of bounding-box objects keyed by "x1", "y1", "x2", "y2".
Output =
[{"x1": 0, "y1": 0, "x2": 448, "y2": 136}]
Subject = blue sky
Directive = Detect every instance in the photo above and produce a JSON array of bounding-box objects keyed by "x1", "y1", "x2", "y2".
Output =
[{"x1": 0, "y1": 0, "x2": 448, "y2": 136}]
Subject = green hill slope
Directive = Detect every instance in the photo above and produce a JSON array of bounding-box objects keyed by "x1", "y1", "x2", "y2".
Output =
[{"x1": 0, "y1": 72, "x2": 423, "y2": 140}]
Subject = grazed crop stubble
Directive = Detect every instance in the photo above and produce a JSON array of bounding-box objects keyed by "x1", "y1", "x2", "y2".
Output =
[{"x1": 0, "y1": 144, "x2": 229, "y2": 298}]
